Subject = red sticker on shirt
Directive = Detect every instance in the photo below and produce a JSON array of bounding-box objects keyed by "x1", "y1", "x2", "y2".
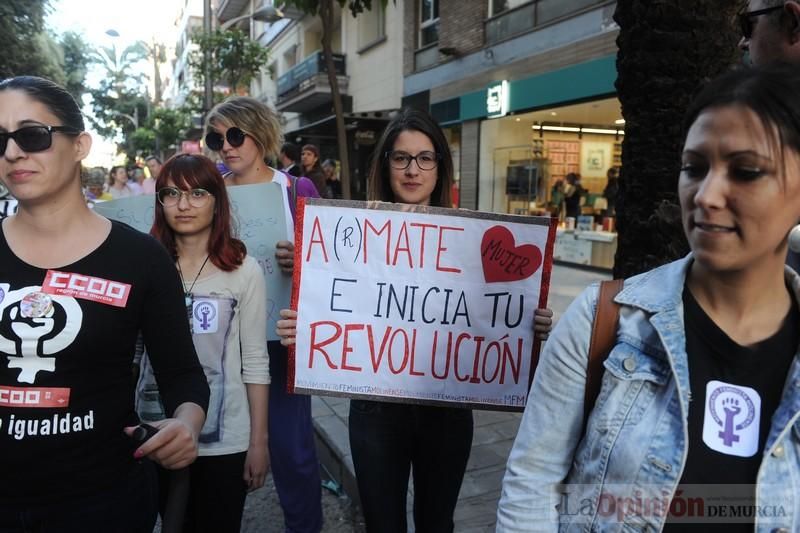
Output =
[
  {"x1": 41, "y1": 270, "x2": 131, "y2": 308},
  {"x1": 0, "y1": 386, "x2": 70, "y2": 408}
]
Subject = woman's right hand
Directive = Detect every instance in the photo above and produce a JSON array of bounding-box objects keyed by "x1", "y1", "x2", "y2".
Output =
[
  {"x1": 125, "y1": 417, "x2": 199, "y2": 470},
  {"x1": 276, "y1": 309, "x2": 298, "y2": 346}
]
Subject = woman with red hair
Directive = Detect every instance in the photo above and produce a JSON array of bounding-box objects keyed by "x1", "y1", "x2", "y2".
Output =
[{"x1": 144, "y1": 153, "x2": 270, "y2": 532}]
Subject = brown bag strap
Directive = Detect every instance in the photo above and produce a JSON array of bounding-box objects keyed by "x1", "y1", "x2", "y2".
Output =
[{"x1": 584, "y1": 279, "x2": 624, "y2": 426}]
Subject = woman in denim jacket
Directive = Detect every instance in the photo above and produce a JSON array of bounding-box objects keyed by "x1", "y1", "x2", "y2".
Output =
[{"x1": 498, "y1": 66, "x2": 800, "y2": 532}]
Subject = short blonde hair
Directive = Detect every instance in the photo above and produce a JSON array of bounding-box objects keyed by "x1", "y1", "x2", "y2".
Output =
[{"x1": 205, "y1": 96, "x2": 283, "y2": 162}]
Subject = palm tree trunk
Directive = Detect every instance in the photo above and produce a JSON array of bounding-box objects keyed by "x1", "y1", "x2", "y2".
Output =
[
  {"x1": 613, "y1": 0, "x2": 742, "y2": 278},
  {"x1": 320, "y1": 0, "x2": 351, "y2": 199}
]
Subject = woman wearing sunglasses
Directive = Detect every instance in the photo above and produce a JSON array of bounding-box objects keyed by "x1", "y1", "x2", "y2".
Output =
[
  {"x1": 143, "y1": 153, "x2": 270, "y2": 532},
  {"x1": 204, "y1": 96, "x2": 324, "y2": 532},
  {"x1": 277, "y1": 108, "x2": 554, "y2": 532},
  {"x1": 0, "y1": 76, "x2": 209, "y2": 531}
]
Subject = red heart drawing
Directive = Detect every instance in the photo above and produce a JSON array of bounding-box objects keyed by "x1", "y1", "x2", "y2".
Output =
[{"x1": 480, "y1": 225, "x2": 543, "y2": 283}]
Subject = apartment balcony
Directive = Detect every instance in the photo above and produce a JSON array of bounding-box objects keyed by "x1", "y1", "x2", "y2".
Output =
[
  {"x1": 216, "y1": 0, "x2": 249, "y2": 22},
  {"x1": 276, "y1": 51, "x2": 348, "y2": 113}
]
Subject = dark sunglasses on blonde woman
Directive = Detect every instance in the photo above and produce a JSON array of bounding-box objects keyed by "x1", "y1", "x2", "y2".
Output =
[
  {"x1": 204, "y1": 127, "x2": 247, "y2": 151},
  {"x1": 0, "y1": 125, "x2": 81, "y2": 154}
]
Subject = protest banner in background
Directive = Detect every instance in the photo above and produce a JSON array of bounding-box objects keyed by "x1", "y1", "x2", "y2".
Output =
[
  {"x1": 290, "y1": 199, "x2": 557, "y2": 411},
  {"x1": 94, "y1": 183, "x2": 290, "y2": 340},
  {"x1": 0, "y1": 197, "x2": 19, "y2": 220},
  {"x1": 92, "y1": 195, "x2": 154, "y2": 233}
]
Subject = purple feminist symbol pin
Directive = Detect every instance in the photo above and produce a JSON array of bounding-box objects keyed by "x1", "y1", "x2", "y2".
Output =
[
  {"x1": 193, "y1": 301, "x2": 217, "y2": 331},
  {"x1": 708, "y1": 386, "x2": 755, "y2": 447}
]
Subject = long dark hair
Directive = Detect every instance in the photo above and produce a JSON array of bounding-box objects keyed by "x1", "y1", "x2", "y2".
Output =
[
  {"x1": 151, "y1": 154, "x2": 246, "y2": 271},
  {"x1": 367, "y1": 108, "x2": 453, "y2": 207}
]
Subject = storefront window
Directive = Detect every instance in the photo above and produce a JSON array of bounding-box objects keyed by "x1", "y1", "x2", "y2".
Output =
[
  {"x1": 478, "y1": 97, "x2": 623, "y2": 269},
  {"x1": 443, "y1": 126, "x2": 461, "y2": 208}
]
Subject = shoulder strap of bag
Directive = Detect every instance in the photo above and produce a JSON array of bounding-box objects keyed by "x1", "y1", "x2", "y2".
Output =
[{"x1": 584, "y1": 278, "x2": 624, "y2": 427}]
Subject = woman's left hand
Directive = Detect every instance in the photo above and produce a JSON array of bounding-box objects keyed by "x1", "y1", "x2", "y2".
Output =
[
  {"x1": 533, "y1": 308, "x2": 554, "y2": 342},
  {"x1": 275, "y1": 240, "x2": 294, "y2": 274},
  {"x1": 243, "y1": 441, "x2": 270, "y2": 492},
  {"x1": 125, "y1": 417, "x2": 199, "y2": 470}
]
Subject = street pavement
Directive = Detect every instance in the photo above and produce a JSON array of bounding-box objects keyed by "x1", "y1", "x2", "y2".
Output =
[{"x1": 239, "y1": 263, "x2": 609, "y2": 532}]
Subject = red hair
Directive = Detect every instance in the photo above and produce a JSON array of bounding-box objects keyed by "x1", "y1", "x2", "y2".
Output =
[{"x1": 150, "y1": 153, "x2": 246, "y2": 271}]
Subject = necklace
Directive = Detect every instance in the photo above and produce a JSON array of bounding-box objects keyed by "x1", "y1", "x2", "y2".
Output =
[{"x1": 177, "y1": 255, "x2": 210, "y2": 307}]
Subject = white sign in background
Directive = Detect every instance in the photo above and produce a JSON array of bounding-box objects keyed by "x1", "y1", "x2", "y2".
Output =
[
  {"x1": 292, "y1": 200, "x2": 554, "y2": 410},
  {"x1": 93, "y1": 183, "x2": 289, "y2": 340}
]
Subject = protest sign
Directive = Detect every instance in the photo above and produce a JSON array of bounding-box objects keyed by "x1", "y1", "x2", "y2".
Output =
[
  {"x1": 0, "y1": 198, "x2": 18, "y2": 220},
  {"x1": 94, "y1": 183, "x2": 290, "y2": 340},
  {"x1": 93, "y1": 195, "x2": 154, "y2": 233},
  {"x1": 290, "y1": 199, "x2": 557, "y2": 411}
]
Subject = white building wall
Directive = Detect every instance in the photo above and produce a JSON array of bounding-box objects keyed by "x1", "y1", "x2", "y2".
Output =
[
  {"x1": 341, "y1": 0, "x2": 403, "y2": 112},
  {"x1": 164, "y1": 0, "x2": 204, "y2": 107}
]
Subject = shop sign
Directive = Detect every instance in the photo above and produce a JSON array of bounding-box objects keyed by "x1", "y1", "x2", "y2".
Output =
[
  {"x1": 355, "y1": 130, "x2": 376, "y2": 146},
  {"x1": 486, "y1": 80, "x2": 509, "y2": 118}
]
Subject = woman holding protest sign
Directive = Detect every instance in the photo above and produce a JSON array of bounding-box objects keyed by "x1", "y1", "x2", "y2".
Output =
[
  {"x1": 143, "y1": 153, "x2": 270, "y2": 531},
  {"x1": 277, "y1": 107, "x2": 553, "y2": 532},
  {"x1": 204, "y1": 96, "x2": 323, "y2": 532},
  {"x1": 0, "y1": 75, "x2": 208, "y2": 531},
  {"x1": 498, "y1": 66, "x2": 800, "y2": 532}
]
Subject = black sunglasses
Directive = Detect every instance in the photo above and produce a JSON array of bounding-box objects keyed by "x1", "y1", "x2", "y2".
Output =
[
  {"x1": 738, "y1": 5, "x2": 783, "y2": 39},
  {"x1": 204, "y1": 127, "x2": 247, "y2": 151},
  {"x1": 0, "y1": 125, "x2": 81, "y2": 154}
]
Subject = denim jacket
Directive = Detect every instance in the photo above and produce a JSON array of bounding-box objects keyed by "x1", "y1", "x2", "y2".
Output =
[{"x1": 497, "y1": 255, "x2": 800, "y2": 532}]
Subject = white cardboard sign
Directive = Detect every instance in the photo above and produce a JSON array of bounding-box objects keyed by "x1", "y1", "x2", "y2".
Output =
[{"x1": 290, "y1": 199, "x2": 556, "y2": 411}]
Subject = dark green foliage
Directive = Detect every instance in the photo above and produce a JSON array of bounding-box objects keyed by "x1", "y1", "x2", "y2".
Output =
[
  {"x1": 187, "y1": 28, "x2": 270, "y2": 99},
  {"x1": 0, "y1": 0, "x2": 51, "y2": 79}
]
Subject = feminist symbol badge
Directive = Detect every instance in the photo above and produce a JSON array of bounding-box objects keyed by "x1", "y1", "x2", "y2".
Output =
[
  {"x1": 192, "y1": 298, "x2": 218, "y2": 334},
  {"x1": 702, "y1": 380, "x2": 760, "y2": 458}
]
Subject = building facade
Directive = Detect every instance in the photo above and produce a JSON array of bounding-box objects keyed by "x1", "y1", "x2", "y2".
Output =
[
  {"x1": 206, "y1": 1, "x2": 407, "y2": 198},
  {"x1": 403, "y1": 0, "x2": 620, "y2": 268}
]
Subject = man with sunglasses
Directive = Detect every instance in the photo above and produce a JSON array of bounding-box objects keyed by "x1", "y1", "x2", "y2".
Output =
[{"x1": 739, "y1": 1, "x2": 800, "y2": 66}]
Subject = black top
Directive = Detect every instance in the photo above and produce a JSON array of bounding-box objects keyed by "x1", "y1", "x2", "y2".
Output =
[
  {"x1": 0, "y1": 221, "x2": 209, "y2": 504},
  {"x1": 663, "y1": 286, "x2": 797, "y2": 530},
  {"x1": 284, "y1": 163, "x2": 302, "y2": 177}
]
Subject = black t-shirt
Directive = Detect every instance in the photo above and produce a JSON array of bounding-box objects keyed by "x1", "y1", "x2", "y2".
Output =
[
  {"x1": 0, "y1": 221, "x2": 209, "y2": 505},
  {"x1": 664, "y1": 286, "x2": 797, "y2": 530}
]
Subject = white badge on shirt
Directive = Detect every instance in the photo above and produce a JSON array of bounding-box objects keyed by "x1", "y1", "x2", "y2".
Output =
[
  {"x1": 702, "y1": 380, "x2": 761, "y2": 458},
  {"x1": 191, "y1": 298, "x2": 219, "y2": 334}
]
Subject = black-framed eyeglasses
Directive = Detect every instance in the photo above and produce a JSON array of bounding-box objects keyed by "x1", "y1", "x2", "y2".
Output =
[
  {"x1": 385, "y1": 150, "x2": 441, "y2": 171},
  {"x1": 738, "y1": 5, "x2": 783, "y2": 39},
  {"x1": 157, "y1": 187, "x2": 213, "y2": 208},
  {"x1": 204, "y1": 127, "x2": 247, "y2": 151},
  {"x1": 0, "y1": 125, "x2": 81, "y2": 154}
]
